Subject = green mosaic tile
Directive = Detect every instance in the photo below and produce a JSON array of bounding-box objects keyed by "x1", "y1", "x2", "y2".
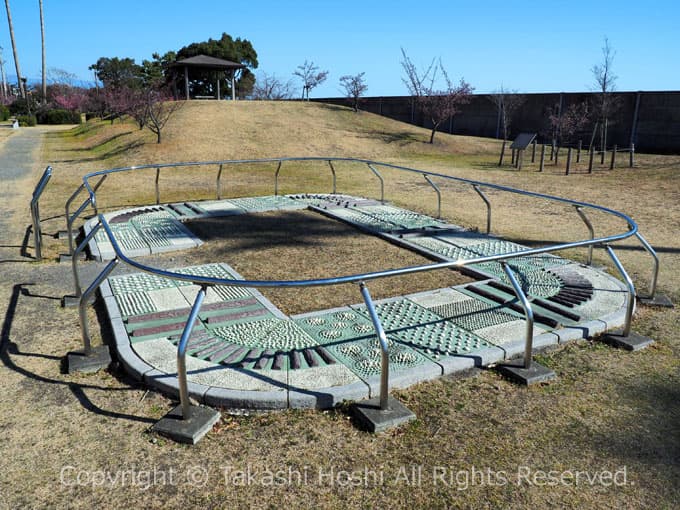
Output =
[
  {"x1": 293, "y1": 310, "x2": 376, "y2": 344},
  {"x1": 471, "y1": 264, "x2": 564, "y2": 298},
  {"x1": 114, "y1": 291, "x2": 156, "y2": 318},
  {"x1": 228, "y1": 195, "x2": 301, "y2": 212},
  {"x1": 354, "y1": 299, "x2": 444, "y2": 332},
  {"x1": 358, "y1": 205, "x2": 443, "y2": 229},
  {"x1": 212, "y1": 318, "x2": 318, "y2": 350},
  {"x1": 326, "y1": 336, "x2": 427, "y2": 378},
  {"x1": 108, "y1": 272, "x2": 177, "y2": 294},
  {"x1": 323, "y1": 207, "x2": 398, "y2": 232},
  {"x1": 393, "y1": 320, "x2": 494, "y2": 357},
  {"x1": 95, "y1": 224, "x2": 147, "y2": 251},
  {"x1": 427, "y1": 298, "x2": 520, "y2": 331}
]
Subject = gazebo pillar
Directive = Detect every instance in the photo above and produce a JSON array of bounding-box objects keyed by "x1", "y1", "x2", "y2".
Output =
[
  {"x1": 216, "y1": 72, "x2": 221, "y2": 100},
  {"x1": 184, "y1": 66, "x2": 190, "y2": 100},
  {"x1": 231, "y1": 71, "x2": 236, "y2": 101}
]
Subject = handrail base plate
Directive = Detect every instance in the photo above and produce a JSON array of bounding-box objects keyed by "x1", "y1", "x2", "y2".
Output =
[
  {"x1": 66, "y1": 345, "x2": 111, "y2": 374},
  {"x1": 351, "y1": 396, "x2": 416, "y2": 433},
  {"x1": 152, "y1": 404, "x2": 220, "y2": 445},
  {"x1": 601, "y1": 329, "x2": 655, "y2": 352},
  {"x1": 497, "y1": 361, "x2": 556, "y2": 386},
  {"x1": 638, "y1": 294, "x2": 674, "y2": 308}
]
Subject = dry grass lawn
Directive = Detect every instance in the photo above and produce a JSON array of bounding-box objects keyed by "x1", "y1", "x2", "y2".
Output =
[
  {"x1": 1, "y1": 101, "x2": 678, "y2": 509},
  {"x1": 180, "y1": 210, "x2": 472, "y2": 315}
]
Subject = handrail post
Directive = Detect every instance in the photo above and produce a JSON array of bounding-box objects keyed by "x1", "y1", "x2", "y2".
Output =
[
  {"x1": 274, "y1": 160, "x2": 282, "y2": 196},
  {"x1": 502, "y1": 263, "x2": 534, "y2": 369},
  {"x1": 423, "y1": 174, "x2": 441, "y2": 219},
  {"x1": 71, "y1": 222, "x2": 102, "y2": 299},
  {"x1": 367, "y1": 163, "x2": 385, "y2": 203},
  {"x1": 359, "y1": 282, "x2": 390, "y2": 410},
  {"x1": 327, "y1": 160, "x2": 337, "y2": 194},
  {"x1": 573, "y1": 206, "x2": 595, "y2": 265},
  {"x1": 67, "y1": 198, "x2": 93, "y2": 256},
  {"x1": 30, "y1": 166, "x2": 52, "y2": 261},
  {"x1": 78, "y1": 258, "x2": 119, "y2": 355},
  {"x1": 605, "y1": 245, "x2": 635, "y2": 337},
  {"x1": 65, "y1": 175, "x2": 106, "y2": 256},
  {"x1": 177, "y1": 285, "x2": 207, "y2": 419},
  {"x1": 155, "y1": 167, "x2": 161, "y2": 205},
  {"x1": 216, "y1": 164, "x2": 224, "y2": 199},
  {"x1": 634, "y1": 232, "x2": 659, "y2": 299},
  {"x1": 472, "y1": 184, "x2": 492, "y2": 234}
]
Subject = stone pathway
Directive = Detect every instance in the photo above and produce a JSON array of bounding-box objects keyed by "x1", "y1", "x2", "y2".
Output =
[{"x1": 93, "y1": 194, "x2": 630, "y2": 409}]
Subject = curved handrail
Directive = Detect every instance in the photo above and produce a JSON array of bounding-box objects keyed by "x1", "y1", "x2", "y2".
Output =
[
  {"x1": 73, "y1": 156, "x2": 646, "y2": 420},
  {"x1": 81, "y1": 157, "x2": 639, "y2": 289},
  {"x1": 81, "y1": 156, "x2": 639, "y2": 234}
]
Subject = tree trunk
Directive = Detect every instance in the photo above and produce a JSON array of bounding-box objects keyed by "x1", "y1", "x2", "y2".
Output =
[
  {"x1": 498, "y1": 139, "x2": 506, "y2": 166},
  {"x1": 429, "y1": 120, "x2": 440, "y2": 144},
  {"x1": 4, "y1": 0, "x2": 24, "y2": 98},
  {"x1": 39, "y1": 0, "x2": 46, "y2": 103}
]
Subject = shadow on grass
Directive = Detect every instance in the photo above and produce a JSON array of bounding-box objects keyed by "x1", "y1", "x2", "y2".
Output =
[
  {"x1": 55, "y1": 130, "x2": 134, "y2": 153},
  {"x1": 0, "y1": 283, "x2": 155, "y2": 424},
  {"x1": 355, "y1": 127, "x2": 424, "y2": 146},
  {"x1": 590, "y1": 374, "x2": 680, "y2": 474},
  {"x1": 185, "y1": 210, "x2": 364, "y2": 253},
  {"x1": 54, "y1": 140, "x2": 145, "y2": 164}
]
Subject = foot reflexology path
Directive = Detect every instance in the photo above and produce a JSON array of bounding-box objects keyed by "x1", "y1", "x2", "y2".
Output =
[{"x1": 91, "y1": 194, "x2": 629, "y2": 409}]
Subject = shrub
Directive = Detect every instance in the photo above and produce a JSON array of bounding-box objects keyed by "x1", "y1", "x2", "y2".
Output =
[
  {"x1": 9, "y1": 97, "x2": 38, "y2": 115},
  {"x1": 16, "y1": 114, "x2": 37, "y2": 127},
  {"x1": 36, "y1": 109, "x2": 83, "y2": 125},
  {"x1": 0, "y1": 104, "x2": 9, "y2": 121}
]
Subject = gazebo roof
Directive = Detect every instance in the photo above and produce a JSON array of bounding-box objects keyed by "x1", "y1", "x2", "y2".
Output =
[{"x1": 171, "y1": 54, "x2": 245, "y2": 70}]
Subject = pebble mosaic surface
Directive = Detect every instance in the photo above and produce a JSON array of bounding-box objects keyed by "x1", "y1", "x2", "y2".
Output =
[{"x1": 99, "y1": 194, "x2": 630, "y2": 408}]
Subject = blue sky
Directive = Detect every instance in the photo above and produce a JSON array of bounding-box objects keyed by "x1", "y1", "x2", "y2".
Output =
[{"x1": 1, "y1": 0, "x2": 678, "y2": 97}]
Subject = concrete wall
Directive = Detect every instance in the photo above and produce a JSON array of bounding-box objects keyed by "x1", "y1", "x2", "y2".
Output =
[{"x1": 312, "y1": 91, "x2": 680, "y2": 154}]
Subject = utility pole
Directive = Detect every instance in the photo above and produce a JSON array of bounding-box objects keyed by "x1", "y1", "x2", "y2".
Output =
[
  {"x1": 0, "y1": 46, "x2": 7, "y2": 99},
  {"x1": 39, "y1": 0, "x2": 46, "y2": 103},
  {"x1": 4, "y1": 0, "x2": 26, "y2": 99}
]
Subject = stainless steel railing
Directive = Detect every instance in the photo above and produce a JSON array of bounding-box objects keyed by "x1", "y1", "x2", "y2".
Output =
[
  {"x1": 30, "y1": 166, "x2": 52, "y2": 261},
  {"x1": 67, "y1": 157, "x2": 662, "y2": 417}
]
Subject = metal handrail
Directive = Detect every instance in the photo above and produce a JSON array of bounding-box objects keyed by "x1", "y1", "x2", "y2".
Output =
[
  {"x1": 30, "y1": 166, "x2": 52, "y2": 261},
  {"x1": 73, "y1": 156, "x2": 650, "y2": 419},
  {"x1": 65, "y1": 175, "x2": 106, "y2": 256}
]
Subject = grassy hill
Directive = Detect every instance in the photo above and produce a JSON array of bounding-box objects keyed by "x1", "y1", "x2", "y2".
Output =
[{"x1": 50, "y1": 100, "x2": 499, "y2": 170}]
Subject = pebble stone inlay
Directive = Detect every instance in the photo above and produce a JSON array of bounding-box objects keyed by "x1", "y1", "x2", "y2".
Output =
[
  {"x1": 427, "y1": 298, "x2": 520, "y2": 331},
  {"x1": 227, "y1": 195, "x2": 302, "y2": 212},
  {"x1": 358, "y1": 205, "x2": 443, "y2": 229},
  {"x1": 213, "y1": 319, "x2": 319, "y2": 351},
  {"x1": 293, "y1": 310, "x2": 376, "y2": 344},
  {"x1": 327, "y1": 336, "x2": 427, "y2": 378}
]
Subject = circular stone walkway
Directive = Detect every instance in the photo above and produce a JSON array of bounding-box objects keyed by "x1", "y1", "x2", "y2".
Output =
[{"x1": 89, "y1": 194, "x2": 629, "y2": 409}]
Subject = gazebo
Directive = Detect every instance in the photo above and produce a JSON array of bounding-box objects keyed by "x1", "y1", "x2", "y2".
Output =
[{"x1": 170, "y1": 54, "x2": 245, "y2": 100}]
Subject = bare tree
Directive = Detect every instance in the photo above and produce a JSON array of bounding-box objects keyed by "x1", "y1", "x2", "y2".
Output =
[
  {"x1": 293, "y1": 60, "x2": 328, "y2": 100},
  {"x1": 4, "y1": 0, "x2": 25, "y2": 98},
  {"x1": 252, "y1": 72, "x2": 294, "y2": 100},
  {"x1": 591, "y1": 37, "x2": 619, "y2": 156},
  {"x1": 143, "y1": 90, "x2": 183, "y2": 144},
  {"x1": 400, "y1": 48, "x2": 436, "y2": 124},
  {"x1": 400, "y1": 49, "x2": 473, "y2": 143},
  {"x1": 547, "y1": 102, "x2": 590, "y2": 162},
  {"x1": 400, "y1": 47, "x2": 435, "y2": 98},
  {"x1": 39, "y1": 0, "x2": 46, "y2": 103},
  {"x1": 339, "y1": 72, "x2": 367, "y2": 112},
  {"x1": 490, "y1": 86, "x2": 525, "y2": 165},
  {"x1": 420, "y1": 71, "x2": 473, "y2": 144}
]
